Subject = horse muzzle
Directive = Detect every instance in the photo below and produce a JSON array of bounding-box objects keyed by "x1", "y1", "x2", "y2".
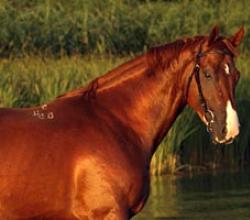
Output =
[{"x1": 208, "y1": 120, "x2": 240, "y2": 145}]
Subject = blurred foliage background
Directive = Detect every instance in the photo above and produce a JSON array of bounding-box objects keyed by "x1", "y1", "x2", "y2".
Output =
[
  {"x1": 0, "y1": 0, "x2": 249, "y2": 56},
  {"x1": 0, "y1": 0, "x2": 249, "y2": 175}
]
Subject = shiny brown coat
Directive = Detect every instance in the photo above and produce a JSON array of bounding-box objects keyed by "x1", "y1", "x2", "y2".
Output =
[{"x1": 0, "y1": 27, "x2": 244, "y2": 219}]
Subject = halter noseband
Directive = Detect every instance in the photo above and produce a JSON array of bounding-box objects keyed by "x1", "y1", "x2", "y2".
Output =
[{"x1": 186, "y1": 48, "x2": 232, "y2": 133}]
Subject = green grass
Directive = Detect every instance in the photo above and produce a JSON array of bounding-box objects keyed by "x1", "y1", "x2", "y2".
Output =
[
  {"x1": 0, "y1": 55, "x2": 250, "y2": 174},
  {"x1": 0, "y1": 55, "x2": 128, "y2": 107},
  {"x1": 0, "y1": 0, "x2": 249, "y2": 56}
]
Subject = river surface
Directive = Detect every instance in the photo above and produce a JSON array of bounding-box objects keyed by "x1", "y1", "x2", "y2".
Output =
[{"x1": 134, "y1": 171, "x2": 250, "y2": 220}]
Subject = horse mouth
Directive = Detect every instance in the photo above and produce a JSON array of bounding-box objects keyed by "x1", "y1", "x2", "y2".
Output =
[
  {"x1": 213, "y1": 136, "x2": 234, "y2": 145},
  {"x1": 208, "y1": 124, "x2": 238, "y2": 145}
]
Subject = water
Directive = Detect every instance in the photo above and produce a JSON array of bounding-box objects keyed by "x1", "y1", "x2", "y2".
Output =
[{"x1": 134, "y1": 171, "x2": 250, "y2": 220}]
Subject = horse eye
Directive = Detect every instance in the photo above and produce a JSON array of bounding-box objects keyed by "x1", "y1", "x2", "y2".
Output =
[{"x1": 204, "y1": 70, "x2": 212, "y2": 78}]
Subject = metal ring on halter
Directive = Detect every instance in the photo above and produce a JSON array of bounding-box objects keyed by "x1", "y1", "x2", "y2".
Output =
[
  {"x1": 206, "y1": 125, "x2": 211, "y2": 133},
  {"x1": 205, "y1": 109, "x2": 215, "y2": 133},
  {"x1": 207, "y1": 121, "x2": 214, "y2": 133},
  {"x1": 205, "y1": 109, "x2": 215, "y2": 123}
]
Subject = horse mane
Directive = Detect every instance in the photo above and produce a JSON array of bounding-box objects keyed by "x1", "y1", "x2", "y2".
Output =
[
  {"x1": 56, "y1": 87, "x2": 89, "y2": 99},
  {"x1": 146, "y1": 36, "x2": 204, "y2": 71},
  {"x1": 57, "y1": 35, "x2": 235, "y2": 100}
]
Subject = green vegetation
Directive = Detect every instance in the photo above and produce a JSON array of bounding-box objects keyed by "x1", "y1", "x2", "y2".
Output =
[
  {"x1": 0, "y1": 0, "x2": 249, "y2": 56},
  {"x1": 0, "y1": 0, "x2": 249, "y2": 174},
  {"x1": 0, "y1": 56, "x2": 128, "y2": 107}
]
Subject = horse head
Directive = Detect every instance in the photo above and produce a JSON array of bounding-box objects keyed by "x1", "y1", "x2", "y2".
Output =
[{"x1": 186, "y1": 26, "x2": 244, "y2": 144}]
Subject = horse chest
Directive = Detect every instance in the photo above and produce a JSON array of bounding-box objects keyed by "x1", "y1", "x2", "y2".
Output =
[{"x1": 70, "y1": 154, "x2": 149, "y2": 217}]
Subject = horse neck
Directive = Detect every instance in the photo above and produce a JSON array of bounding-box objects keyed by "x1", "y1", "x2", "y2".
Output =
[{"x1": 93, "y1": 52, "x2": 189, "y2": 157}]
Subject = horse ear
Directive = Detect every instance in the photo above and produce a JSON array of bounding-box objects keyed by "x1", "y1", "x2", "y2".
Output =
[
  {"x1": 208, "y1": 26, "x2": 219, "y2": 45},
  {"x1": 229, "y1": 27, "x2": 245, "y2": 47}
]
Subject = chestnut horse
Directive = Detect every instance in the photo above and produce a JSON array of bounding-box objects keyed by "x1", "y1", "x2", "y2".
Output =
[{"x1": 0, "y1": 27, "x2": 244, "y2": 220}]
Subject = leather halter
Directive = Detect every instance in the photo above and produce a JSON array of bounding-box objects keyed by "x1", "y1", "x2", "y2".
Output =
[{"x1": 186, "y1": 48, "x2": 232, "y2": 132}]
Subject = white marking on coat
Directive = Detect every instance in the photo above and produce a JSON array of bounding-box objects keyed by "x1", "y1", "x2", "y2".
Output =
[
  {"x1": 38, "y1": 112, "x2": 45, "y2": 120},
  {"x1": 41, "y1": 104, "x2": 48, "y2": 110},
  {"x1": 225, "y1": 100, "x2": 239, "y2": 140},
  {"x1": 32, "y1": 105, "x2": 55, "y2": 120},
  {"x1": 47, "y1": 112, "x2": 54, "y2": 119},
  {"x1": 33, "y1": 110, "x2": 40, "y2": 117}
]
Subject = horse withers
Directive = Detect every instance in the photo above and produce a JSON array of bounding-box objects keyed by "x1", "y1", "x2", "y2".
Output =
[{"x1": 0, "y1": 27, "x2": 244, "y2": 219}]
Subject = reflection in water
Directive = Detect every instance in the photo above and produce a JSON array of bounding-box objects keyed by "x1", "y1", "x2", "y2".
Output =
[{"x1": 134, "y1": 171, "x2": 250, "y2": 220}]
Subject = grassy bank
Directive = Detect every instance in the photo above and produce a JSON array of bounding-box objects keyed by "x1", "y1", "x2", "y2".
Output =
[
  {"x1": 0, "y1": 0, "x2": 249, "y2": 56},
  {"x1": 1, "y1": 55, "x2": 250, "y2": 174}
]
